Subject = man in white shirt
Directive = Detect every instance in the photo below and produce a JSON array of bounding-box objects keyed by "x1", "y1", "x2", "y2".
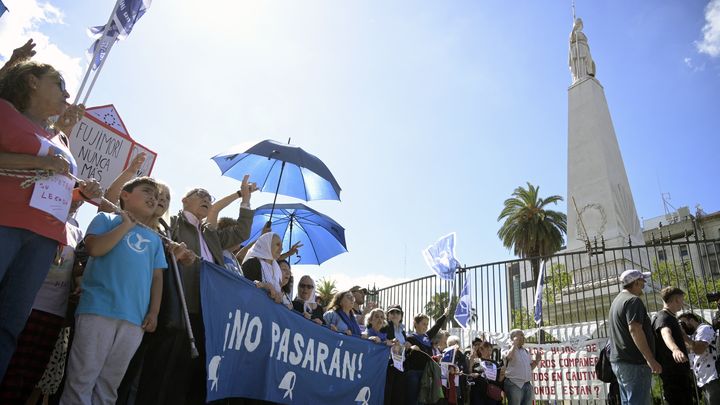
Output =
[
  {"x1": 678, "y1": 312, "x2": 720, "y2": 404},
  {"x1": 502, "y1": 329, "x2": 541, "y2": 405}
]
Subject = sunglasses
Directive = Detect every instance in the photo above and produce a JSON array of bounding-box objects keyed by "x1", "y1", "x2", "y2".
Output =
[
  {"x1": 188, "y1": 188, "x2": 215, "y2": 202},
  {"x1": 298, "y1": 283, "x2": 314, "y2": 290}
]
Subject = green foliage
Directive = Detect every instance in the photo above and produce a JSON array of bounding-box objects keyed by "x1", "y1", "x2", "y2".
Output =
[
  {"x1": 651, "y1": 260, "x2": 720, "y2": 308},
  {"x1": 316, "y1": 277, "x2": 338, "y2": 306},
  {"x1": 511, "y1": 307, "x2": 535, "y2": 330},
  {"x1": 424, "y1": 292, "x2": 459, "y2": 327},
  {"x1": 543, "y1": 264, "x2": 572, "y2": 302},
  {"x1": 497, "y1": 182, "x2": 567, "y2": 279}
]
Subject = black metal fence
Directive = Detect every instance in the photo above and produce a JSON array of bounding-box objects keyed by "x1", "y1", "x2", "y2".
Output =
[
  {"x1": 369, "y1": 234, "x2": 720, "y2": 404},
  {"x1": 370, "y1": 234, "x2": 720, "y2": 337}
]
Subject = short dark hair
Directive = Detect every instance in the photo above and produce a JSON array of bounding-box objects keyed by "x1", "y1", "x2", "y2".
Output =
[
  {"x1": 0, "y1": 61, "x2": 61, "y2": 112},
  {"x1": 217, "y1": 217, "x2": 237, "y2": 230},
  {"x1": 413, "y1": 313, "x2": 430, "y2": 324},
  {"x1": 660, "y1": 286, "x2": 685, "y2": 303},
  {"x1": 119, "y1": 177, "x2": 158, "y2": 209},
  {"x1": 678, "y1": 312, "x2": 702, "y2": 324}
]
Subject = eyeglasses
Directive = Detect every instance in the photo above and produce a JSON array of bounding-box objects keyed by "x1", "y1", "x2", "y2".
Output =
[
  {"x1": 188, "y1": 188, "x2": 215, "y2": 202},
  {"x1": 298, "y1": 283, "x2": 314, "y2": 290}
]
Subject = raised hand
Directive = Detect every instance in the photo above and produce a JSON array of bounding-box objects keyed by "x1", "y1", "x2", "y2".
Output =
[
  {"x1": 56, "y1": 104, "x2": 85, "y2": 133},
  {"x1": 240, "y1": 174, "x2": 258, "y2": 203},
  {"x1": 9, "y1": 39, "x2": 36, "y2": 65}
]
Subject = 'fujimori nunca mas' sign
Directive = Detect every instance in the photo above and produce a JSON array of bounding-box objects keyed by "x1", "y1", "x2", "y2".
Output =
[{"x1": 69, "y1": 105, "x2": 157, "y2": 190}]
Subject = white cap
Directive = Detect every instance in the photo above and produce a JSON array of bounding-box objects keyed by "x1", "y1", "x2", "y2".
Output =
[{"x1": 619, "y1": 269, "x2": 651, "y2": 286}]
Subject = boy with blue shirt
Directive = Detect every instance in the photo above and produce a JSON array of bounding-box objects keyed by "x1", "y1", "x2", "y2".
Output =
[{"x1": 60, "y1": 177, "x2": 167, "y2": 405}]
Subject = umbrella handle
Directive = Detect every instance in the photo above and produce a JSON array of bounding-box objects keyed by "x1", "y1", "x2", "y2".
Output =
[{"x1": 269, "y1": 161, "x2": 287, "y2": 222}]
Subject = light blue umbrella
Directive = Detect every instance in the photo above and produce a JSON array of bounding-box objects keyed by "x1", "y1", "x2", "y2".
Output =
[
  {"x1": 247, "y1": 203, "x2": 347, "y2": 265},
  {"x1": 212, "y1": 140, "x2": 341, "y2": 219}
]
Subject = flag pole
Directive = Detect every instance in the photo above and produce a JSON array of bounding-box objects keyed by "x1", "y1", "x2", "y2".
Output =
[
  {"x1": 74, "y1": 0, "x2": 121, "y2": 104},
  {"x1": 82, "y1": 38, "x2": 117, "y2": 104}
]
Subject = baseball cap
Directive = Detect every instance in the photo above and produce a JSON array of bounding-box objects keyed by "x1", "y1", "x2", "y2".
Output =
[
  {"x1": 619, "y1": 269, "x2": 651, "y2": 286},
  {"x1": 386, "y1": 305, "x2": 403, "y2": 314},
  {"x1": 350, "y1": 286, "x2": 368, "y2": 294}
]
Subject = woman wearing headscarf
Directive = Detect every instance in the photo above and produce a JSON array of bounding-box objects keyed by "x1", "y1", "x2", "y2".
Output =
[
  {"x1": 241, "y1": 232, "x2": 284, "y2": 304},
  {"x1": 0, "y1": 61, "x2": 102, "y2": 379},
  {"x1": 292, "y1": 275, "x2": 325, "y2": 325},
  {"x1": 323, "y1": 291, "x2": 362, "y2": 337}
]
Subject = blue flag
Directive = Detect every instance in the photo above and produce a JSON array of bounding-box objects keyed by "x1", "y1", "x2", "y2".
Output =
[
  {"x1": 112, "y1": 0, "x2": 151, "y2": 38},
  {"x1": 0, "y1": 1, "x2": 7, "y2": 18},
  {"x1": 533, "y1": 260, "x2": 546, "y2": 325},
  {"x1": 440, "y1": 347, "x2": 456, "y2": 365},
  {"x1": 454, "y1": 277, "x2": 473, "y2": 328},
  {"x1": 200, "y1": 261, "x2": 389, "y2": 404},
  {"x1": 422, "y1": 233, "x2": 460, "y2": 281}
]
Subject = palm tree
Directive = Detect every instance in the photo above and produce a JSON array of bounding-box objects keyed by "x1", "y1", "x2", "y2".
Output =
[
  {"x1": 316, "y1": 277, "x2": 338, "y2": 307},
  {"x1": 424, "y1": 292, "x2": 459, "y2": 327},
  {"x1": 497, "y1": 182, "x2": 567, "y2": 279}
]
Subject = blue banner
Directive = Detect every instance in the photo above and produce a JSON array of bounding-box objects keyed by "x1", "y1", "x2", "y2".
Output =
[{"x1": 200, "y1": 261, "x2": 389, "y2": 404}]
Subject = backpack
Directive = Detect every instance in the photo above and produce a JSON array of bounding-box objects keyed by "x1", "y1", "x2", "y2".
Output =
[{"x1": 596, "y1": 340, "x2": 616, "y2": 383}]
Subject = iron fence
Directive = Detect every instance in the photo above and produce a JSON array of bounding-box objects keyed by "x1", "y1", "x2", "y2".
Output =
[{"x1": 370, "y1": 234, "x2": 720, "y2": 338}]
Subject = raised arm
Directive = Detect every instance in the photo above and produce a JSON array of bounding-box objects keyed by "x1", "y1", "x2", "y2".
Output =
[{"x1": 102, "y1": 153, "x2": 146, "y2": 210}]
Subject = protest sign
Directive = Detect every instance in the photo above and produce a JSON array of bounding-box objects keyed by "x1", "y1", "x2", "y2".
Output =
[
  {"x1": 524, "y1": 338, "x2": 608, "y2": 400},
  {"x1": 200, "y1": 261, "x2": 389, "y2": 404},
  {"x1": 68, "y1": 105, "x2": 156, "y2": 189}
]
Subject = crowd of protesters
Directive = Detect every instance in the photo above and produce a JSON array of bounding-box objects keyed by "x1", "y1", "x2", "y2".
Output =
[
  {"x1": 607, "y1": 269, "x2": 720, "y2": 405},
  {"x1": 12, "y1": 38, "x2": 720, "y2": 405},
  {"x1": 0, "y1": 40, "x2": 522, "y2": 405}
]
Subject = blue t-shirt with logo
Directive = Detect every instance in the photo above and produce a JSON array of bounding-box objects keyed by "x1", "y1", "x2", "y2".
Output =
[{"x1": 77, "y1": 212, "x2": 167, "y2": 326}]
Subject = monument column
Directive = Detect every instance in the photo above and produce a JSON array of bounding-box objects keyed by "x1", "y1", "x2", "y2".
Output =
[{"x1": 567, "y1": 18, "x2": 643, "y2": 251}]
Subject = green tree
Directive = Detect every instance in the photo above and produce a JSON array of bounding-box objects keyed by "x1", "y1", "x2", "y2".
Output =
[
  {"x1": 511, "y1": 307, "x2": 535, "y2": 330},
  {"x1": 316, "y1": 277, "x2": 338, "y2": 307},
  {"x1": 497, "y1": 182, "x2": 567, "y2": 279},
  {"x1": 543, "y1": 263, "x2": 572, "y2": 303},
  {"x1": 651, "y1": 260, "x2": 720, "y2": 308},
  {"x1": 424, "y1": 292, "x2": 459, "y2": 327}
]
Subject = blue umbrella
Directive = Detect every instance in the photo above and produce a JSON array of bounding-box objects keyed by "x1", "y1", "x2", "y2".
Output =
[
  {"x1": 212, "y1": 140, "x2": 341, "y2": 218},
  {"x1": 247, "y1": 203, "x2": 347, "y2": 265}
]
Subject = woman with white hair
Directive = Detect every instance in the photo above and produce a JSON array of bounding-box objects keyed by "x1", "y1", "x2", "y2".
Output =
[{"x1": 241, "y1": 232, "x2": 284, "y2": 304}]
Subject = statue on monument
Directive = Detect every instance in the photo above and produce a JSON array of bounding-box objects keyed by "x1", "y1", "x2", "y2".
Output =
[{"x1": 569, "y1": 18, "x2": 596, "y2": 82}]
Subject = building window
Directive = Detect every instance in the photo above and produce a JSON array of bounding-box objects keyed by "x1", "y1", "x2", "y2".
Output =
[
  {"x1": 657, "y1": 249, "x2": 666, "y2": 262},
  {"x1": 679, "y1": 245, "x2": 689, "y2": 258},
  {"x1": 512, "y1": 274, "x2": 521, "y2": 309},
  {"x1": 710, "y1": 259, "x2": 720, "y2": 276}
]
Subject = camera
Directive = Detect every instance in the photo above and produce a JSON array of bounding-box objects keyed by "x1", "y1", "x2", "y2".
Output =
[{"x1": 707, "y1": 292, "x2": 720, "y2": 304}]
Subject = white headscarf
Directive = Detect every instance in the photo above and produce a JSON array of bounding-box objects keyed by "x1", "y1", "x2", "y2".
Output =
[
  {"x1": 243, "y1": 233, "x2": 282, "y2": 294},
  {"x1": 297, "y1": 276, "x2": 317, "y2": 312}
]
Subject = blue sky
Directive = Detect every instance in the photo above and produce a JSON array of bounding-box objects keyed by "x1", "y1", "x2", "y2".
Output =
[{"x1": 1, "y1": 0, "x2": 718, "y2": 290}]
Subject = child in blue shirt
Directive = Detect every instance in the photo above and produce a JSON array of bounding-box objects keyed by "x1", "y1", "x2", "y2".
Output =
[{"x1": 60, "y1": 177, "x2": 167, "y2": 405}]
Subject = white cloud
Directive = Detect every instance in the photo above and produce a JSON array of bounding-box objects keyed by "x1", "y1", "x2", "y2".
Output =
[
  {"x1": 0, "y1": 0, "x2": 83, "y2": 97},
  {"x1": 697, "y1": 0, "x2": 720, "y2": 57},
  {"x1": 684, "y1": 56, "x2": 706, "y2": 71}
]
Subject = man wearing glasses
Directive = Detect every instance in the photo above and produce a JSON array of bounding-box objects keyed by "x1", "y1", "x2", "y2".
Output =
[{"x1": 169, "y1": 175, "x2": 257, "y2": 404}]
